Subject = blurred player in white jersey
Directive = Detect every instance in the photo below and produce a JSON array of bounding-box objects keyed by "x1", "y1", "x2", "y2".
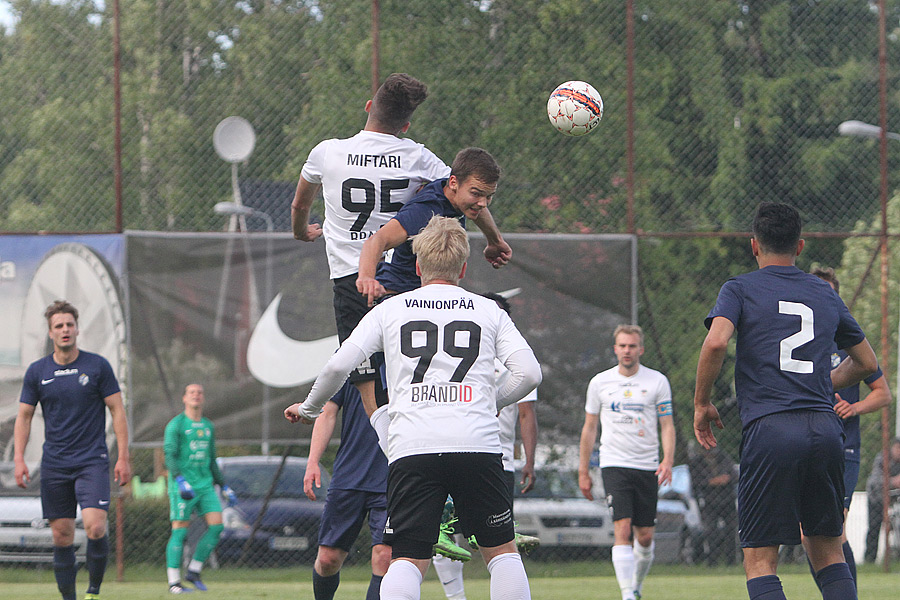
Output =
[
  {"x1": 291, "y1": 73, "x2": 508, "y2": 418},
  {"x1": 285, "y1": 216, "x2": 541, "y2": 600},
  {"x1": 578, "y1": 325, "x2": 675, "y2": 600}
]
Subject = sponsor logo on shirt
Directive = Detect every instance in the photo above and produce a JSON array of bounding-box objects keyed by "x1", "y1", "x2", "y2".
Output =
[
  {"x1": 610, "y1": 401, "x2": 644, "y2": 412},
  {"x1": 410, "y1": 383, "x2": 473, "y2": 404},
  {"x1": 54, "y1": 368, "x2": 78, "y2": 376}
]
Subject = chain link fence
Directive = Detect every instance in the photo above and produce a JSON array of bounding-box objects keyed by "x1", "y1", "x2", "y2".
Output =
[{"x1": 2, "y1": 0, "x2": 900, "y2": 581}]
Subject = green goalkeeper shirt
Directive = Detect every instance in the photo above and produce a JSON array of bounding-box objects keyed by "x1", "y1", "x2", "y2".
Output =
[{"x1": 163, "y1": 412, "x2": 225, "y2": 492}]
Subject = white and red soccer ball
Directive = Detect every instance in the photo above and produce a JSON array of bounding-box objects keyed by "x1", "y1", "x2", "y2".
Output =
[{"x1": 547, "y1": 80, "x2": 604, "y2": 136}]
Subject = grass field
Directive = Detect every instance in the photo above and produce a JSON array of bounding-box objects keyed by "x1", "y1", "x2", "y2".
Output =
[{"x1": 1, "y1": 563, "x2": 897, "y2": 599}]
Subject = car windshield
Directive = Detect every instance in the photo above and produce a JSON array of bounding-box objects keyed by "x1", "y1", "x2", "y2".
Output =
[
  {"x1": 220, "y1": 462, "x2": 325, "y2": 500},
  {"x1": 516, "y1": 469, "x2": 581, "y2": 499}
]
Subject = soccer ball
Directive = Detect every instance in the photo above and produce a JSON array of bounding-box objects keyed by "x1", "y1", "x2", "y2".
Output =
[{"x1": 547, "y1": 81, "x2": 604, "y2": 136}]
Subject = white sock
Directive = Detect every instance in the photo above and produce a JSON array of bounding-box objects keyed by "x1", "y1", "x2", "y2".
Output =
[
  {"x1": 611, "y1": 544, "x2": 636, "y2": 600},
  {"x1": 632, "y1": 540, "x2": 654, "y2": 594},
  {"x1": 167, "y1": 567, "x2": 181, "y2": 586},
  {"x1": 486, "y1": 552, "x2": 530, "y2": 600},
  {"x1": 369, "y1": 405, "x2": 390, "y2": 457},
  {"x1": 433, "y1": 554, "x2": 466, "y2": 600},
  {"x1": 188, "y1": 559, "x2": 203, "y2": 573},
  {"x1": 380, "y1": 559, "x2": 423, "y2": 600}
]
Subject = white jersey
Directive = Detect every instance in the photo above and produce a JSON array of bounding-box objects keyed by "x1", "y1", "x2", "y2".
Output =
[
  {"x1": 344, "y1": 284, "x2": 534, "y2": 463},
  {"x1": 300, "y1": 131, "x2": 450, "y2": 279},
  {"x1": 585, "y1": 364, "x2": 672, "y2": 471},
  {"x1": 496, "y1": 359, "x2": 537, "y2": 472}
]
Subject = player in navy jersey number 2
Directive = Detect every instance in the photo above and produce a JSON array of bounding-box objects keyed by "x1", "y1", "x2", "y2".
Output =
[
  {"x1": 693, "y1": 203, "x2": 878, "y2": 600},
  {"x1": 286, "y1": 216, "x2": 541, "y2": 600},
  {"x1": 15, "y1": 300, "x2": 131, "y2": 600}
]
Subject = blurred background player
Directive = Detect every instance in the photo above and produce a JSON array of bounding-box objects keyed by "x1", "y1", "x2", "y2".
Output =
[
  {"x1": 301, "y1": 381, "x2": 390, "y2": 600},
  {"x1": 864, "y1": 437, "x2": 900, "y2": 563},
  {"x1": 433, "y1": 291, "x2": 540, "y2": 600},
  {"x1": 806, "y1": 267, "x2": 890, "y2": 584},
  {"x1": 164, "y1": 383, "x2": 238, "y2": 593},
  {"x1": 291, "y1": 72, "x2": 450, "y2": 418},
  {"x1": 286, "y1": 215, "x2": 541, "y2": 600},
  {"x1": 694, "y1": 202, "x2": 877, "y2": 600},
  {"x1": 578, "y1": 324, "x2": 675, "y2": 600},
  {"x1": 687, "y1": 443, "x2": 737, "y2": 566},
  {"x1": 15, "y1": 300, "x2": 131, "y2": 600}
]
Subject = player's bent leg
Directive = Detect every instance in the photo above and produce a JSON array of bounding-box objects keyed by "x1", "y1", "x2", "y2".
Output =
[
  {"x1": 610, "y1": 518, "x2": 636, "y2": 600},
  {"x1": 381, "y1": 558, "x2": 429, "y2": 600},
  {"x1": 80, "y1": 508, "x2": 109, "y2": 598},
  {"x1": 312, "y1": 546, "x2": 347, "y2": 600},
  {"x1": 631, "y1": 527, "x2": 655, "y2": 600},
  {"x1": 166, "y1": 524, "x2": 191, "y2": 593},
  {"x1": 480, "y1": 542, "x2": 530, "y2": 600},
  {"x1": 433, "y1": 553, "x2": 466, "y2": 600},
  {"x1": 367, "y1": 544, "x2": 391, "y2": 600}
]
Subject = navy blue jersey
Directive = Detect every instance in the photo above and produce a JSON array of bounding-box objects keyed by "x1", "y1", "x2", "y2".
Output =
[
  {"x1": 375, "y1": 178, "x2": 465, "y2": 293},
  {"x1": 329, "y1": 381, "x2": 388, "y2": 492},
  {"x1": 705, "y1": 265, "x2": 866, "y2": 427},
  {"x1": 831, "y1": 349, "x2": 883, "y2": 452},
  {"x1": 20, "y1": 351, "x2": 120, "y2": 469}
]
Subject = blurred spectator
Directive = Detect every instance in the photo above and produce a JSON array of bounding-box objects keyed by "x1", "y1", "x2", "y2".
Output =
[
  {"x1": 864, "y1": 438, "x2": 900, "y2": 562},
  {"x1": 688, "y1": 444, "x2": 737, "y2": 565}
]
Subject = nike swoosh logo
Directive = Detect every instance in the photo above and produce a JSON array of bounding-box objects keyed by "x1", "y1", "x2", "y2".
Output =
[
  {"x1": 41, "y1": 379, "x2": 55, "y2": 385},
  {"x1": 247, "y1": 293, "x2": 338, "y2": 388},
  {"x1": 99, "y1": 500, "x2": 109, "y2": 505}
]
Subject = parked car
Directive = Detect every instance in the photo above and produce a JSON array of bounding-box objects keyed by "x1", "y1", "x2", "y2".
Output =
[
  {"x1": 194, "y1": 455, "x2": 330, "y2": 567},
  {"x1": 0, "y1": 493, "x2": 87, "y2": 565},
  {"x1": 655, "y1": 464, "x2": 703, "y2": 563},
  {"x1": 512, "y1": 466, "x2": 615, "y2": 556}
]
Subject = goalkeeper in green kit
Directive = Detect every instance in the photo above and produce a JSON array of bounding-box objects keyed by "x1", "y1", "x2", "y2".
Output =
[{"x1": 164, "y1": 383, "x2": 237, "y2": 594}]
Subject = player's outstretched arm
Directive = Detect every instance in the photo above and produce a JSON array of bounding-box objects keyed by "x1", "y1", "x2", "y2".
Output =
[
  {"x1": 357, "y1": 219, "x2": 409, "y2": 306},
  {"x1": 104, "y1": 391, "x2": 132, "y2": 485},
  {"x1": 13, "y1": 403, "x2": 36, "y2": 488},
  {"x1": 578, "y1": 412, "x2": 599, "y2": 501},
  {"x1": 291, "y1": 177, "x2": 324, "y2": 242},
  {"x1": 288, "y1": 342, "x2": 368, "y2": 423},
  {"x1": 303, "y1": 402, "x2": 339, "y2": 501},
  {"x1": 472, "y1": 208, "x2": 511, "y2": 269},
  {"x1": 693, "y1": 317, "x2": 731, "y2": 449}
]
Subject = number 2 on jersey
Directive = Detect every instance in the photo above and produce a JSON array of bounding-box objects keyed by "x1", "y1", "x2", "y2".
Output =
[
  {"x1": 400, "y1": 320, "x2": 482, "y2": 383},
  {"x1": 342, "y1": 178, "x2": 410, "y2": 231},
  {"x1": 778, "y1": 301, "x2": 814, "y2": 374}
]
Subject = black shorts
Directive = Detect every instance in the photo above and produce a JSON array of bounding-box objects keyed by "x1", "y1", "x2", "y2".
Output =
[
  {"x1": 332, "y1": 275, "x2": 387, "y2": 405},
  {"x1": 601, "y1": 466, "x2": 658, "y2": 527},
  {"x1": 41, "y1": 462, "x2": 111, "y2": 520},
  {"x1": 384, "y1": 453, "x2": 514, "y2": 559}
]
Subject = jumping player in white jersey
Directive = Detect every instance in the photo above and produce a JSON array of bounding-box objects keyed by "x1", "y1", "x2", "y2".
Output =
[
  {"x1": 578, "y1": 325, "x2": 675, "y2": 600},
  {"x1": 285, "y1": 216, "x2": 541, "y2": 600},
  {"x1": 291, "y1": 73, "x2": 510, "y2": 418}
]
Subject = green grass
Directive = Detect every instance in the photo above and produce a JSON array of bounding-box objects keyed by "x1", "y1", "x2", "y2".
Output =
[{"x1": 1, "y1": 563, "x2": 897, "y2": 599}]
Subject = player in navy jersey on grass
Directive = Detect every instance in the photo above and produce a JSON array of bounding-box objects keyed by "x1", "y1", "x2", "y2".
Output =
[
  {"x1": 286, "y1": 216, "x2": 541, "y2": 600},
  {"x1": 693, "y1": 203, "x2": 878, "y2": 600},
  {"x1": 804, "y1": 267, "x2": 891, "y2": 587},
  {"x1": 14, "y1": 300, "x2": 131, "y2": 600},
  {"x1": 301, "y1": 381, "x2": 390, "y2": 600}
]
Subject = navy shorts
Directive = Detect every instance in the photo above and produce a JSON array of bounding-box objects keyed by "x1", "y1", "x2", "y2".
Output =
[
  {"x1": 41, "y1": 462, "x2": 110, "y2": 520},
  {"x1": 385, "y1": 453, "x2": 514, "y2": 560},
  {"x1": 738, "y1": 410, "x2": 845, "y2": 548},
  {"x1": 601, "y1": 467, "x2": 658, "y2": 527},
  {"x1": 317, "y1": 488, "x2": 387, "y2": 551},
  {"x1": 842, "y1": 451, "x2": 861, "y2": 510}
]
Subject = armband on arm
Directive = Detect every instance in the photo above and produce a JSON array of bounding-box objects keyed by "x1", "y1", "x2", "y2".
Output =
[{"x1": 657, "y1": 400, "x2": 673, "y2": 417}]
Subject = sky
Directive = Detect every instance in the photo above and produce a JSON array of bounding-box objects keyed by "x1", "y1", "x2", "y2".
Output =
[{"x1": 0, "y1": 2, "x2": 14, "y2": 31}]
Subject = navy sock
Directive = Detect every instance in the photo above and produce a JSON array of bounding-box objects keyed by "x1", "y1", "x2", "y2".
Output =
[
  {"x1": 312, "y1": 569, "x2": 340, "y2": 600},
  {"x1": 746, "y1": 575, "x2": 786, "y2": 600},
  {"x1": 366, "y1": 574, "x2": 383, "y2": 600},
  {"x1": 815, "y1": 562, "x2": 857, "y2": 600},
  {"x1": 842, "y1": 541, "x2": 857, "y2": 588},
  {"x1": 53, "y1": 545, "x2": 78, "y2": 600},
  {"x1": 85, "y1": 535, "x2": 109, "y2": 594}
]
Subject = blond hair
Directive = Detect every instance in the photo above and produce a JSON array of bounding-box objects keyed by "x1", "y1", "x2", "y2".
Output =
[
  {"x1": 411, "y1": 216, "x2": 470, "y2": 284},
  {"x1": 613, "y1": 324, "x2": 644, "y2": 345}
]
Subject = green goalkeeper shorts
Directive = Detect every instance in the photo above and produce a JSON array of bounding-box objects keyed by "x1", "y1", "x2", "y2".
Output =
[{"x1": 168, "y1": 485, "x2": 223, "y2": 521}]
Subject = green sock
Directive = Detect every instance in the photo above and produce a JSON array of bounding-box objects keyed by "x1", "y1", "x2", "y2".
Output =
[
  {"x1": 166, "y1": 527, "x2": 188, "y2": 569},
  {"x1": 191, "y1": 524, "x2": 224, "y2": 564}
]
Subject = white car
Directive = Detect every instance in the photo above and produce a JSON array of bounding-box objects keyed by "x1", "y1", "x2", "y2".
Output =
[
  {"x1": 512, "y1": 466, "x2": 615, "y2": 552},
  {"x1": 0, "y1": 494, "x2": 87, "y2": 564}
]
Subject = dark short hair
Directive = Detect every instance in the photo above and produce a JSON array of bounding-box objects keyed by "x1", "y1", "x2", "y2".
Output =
[
  {"x1": 369, "y1": 73, "x2": 428, "y2": 131},
  {"x1": 752, "y1": 202, "x2": 801, "y2": 255},
  {"x1": 481, "y1": 292, "x2": 511, "y2": 315},
  {"x1": 44, "y1": 300, "x2": 79, "y2": 326},
  {"x1": 450, "y1": 147, "x2": 501, "y2": 186},
  {"x1": 810, "y1": 266, "x2": 839, "y2": 294}
]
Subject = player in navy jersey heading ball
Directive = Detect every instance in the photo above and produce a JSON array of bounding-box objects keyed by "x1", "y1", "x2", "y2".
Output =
[
  {"x1": 693, "y1": 203, "x2": 877, "y2": 600},
  {"x1": 15, "y1": 300, "x2": 131, "y2": 600}
]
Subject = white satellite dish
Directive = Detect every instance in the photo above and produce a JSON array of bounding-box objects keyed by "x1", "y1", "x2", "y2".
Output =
[{"x1": 213, "y1": 116, "x2": 256, "y2": 163}]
